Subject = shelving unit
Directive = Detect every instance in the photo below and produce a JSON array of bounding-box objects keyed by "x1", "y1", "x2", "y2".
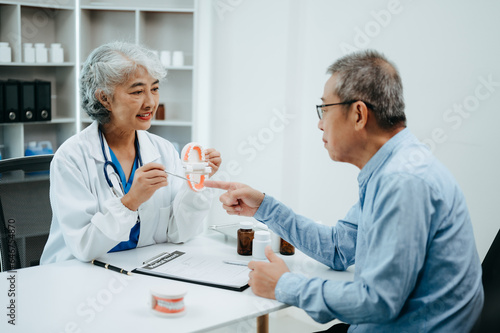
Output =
[
  {"x1": 0, "y1": 0, "x2": 77, "y2": 158},
  {"x1": 0, "y1": 0, "x2": 203, "y2": 268},
  {"x1": 1, "y1": 0, "x2": 199, "y2": 158},
  {"x1": 79, "y1": 0, "x2": 196, "y2": 151}
]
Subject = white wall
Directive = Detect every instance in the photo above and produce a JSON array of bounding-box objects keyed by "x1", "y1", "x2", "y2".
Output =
[{"x1": 205, "y1": 0, "x2": 500, "y2": 260}]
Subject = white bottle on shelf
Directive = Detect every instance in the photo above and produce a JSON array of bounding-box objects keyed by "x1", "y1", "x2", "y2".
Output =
[
  {"x1": 35, "y1": 43, "x2": 48, "y2": 63},
  {"x1": 160, "y1": 50, "x2": 171, "y2": 67},
  {"x1": 0, "y1": 42, "x2": 12, "y2": 63},
  {"x1": 172, "y1": 50, "x2": 184, "y2": 67},
  {"x1": 49, "y1": 43, "x2": 64, "y2": 63},
  {"x1": 23, "y1": 43, "x2": 36, "y2": 63}
]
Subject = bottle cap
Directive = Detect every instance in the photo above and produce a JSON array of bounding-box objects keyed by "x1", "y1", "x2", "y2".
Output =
[
  {"x1": 50, "y1": 43, "x2": 62, "y2": 48},
  {"x1": 23, "y1": 43, "x2": 33, "y2": 47},
  {"x1": 0, "y1": 42, "x2": 9, "y2": 47},
  {"x1": 239, "y1": 221, "x2": 253, "y2": 229},
  {"x1": 35, "y1": 43, "x2": 45, "y2": 48},
  {"x1": 254, "y1": 230, "x2": 270, "y2": 241}
]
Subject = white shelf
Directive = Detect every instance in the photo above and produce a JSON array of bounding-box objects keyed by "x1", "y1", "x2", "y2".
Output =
[
  {"x1": 3, "y1": 1, "x2": 75, "y2": 10},
  {"x1": 0, "y1": 62, "x2": 75, "y2": 67},
  {"x1": 0, "y1": 0, "x2": 199, "y2": 158},
  {"x1": 81, "y1": 5, "x2": 194, "y2": 13},
  {"x1": 166, "y1": 65, "x2": 194, "y2": 70},
  {"x1": 151, "y1": 120, "x2": 192, "y2": 127}
]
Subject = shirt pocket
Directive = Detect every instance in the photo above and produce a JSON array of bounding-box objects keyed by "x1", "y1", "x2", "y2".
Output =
[{"x1": 153, "y1": 206, "x2": 171, "y2": 243}]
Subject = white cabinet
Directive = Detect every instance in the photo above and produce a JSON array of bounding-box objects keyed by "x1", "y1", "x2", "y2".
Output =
[
  {"x1": 0, "y1": 0, "x2": 199, "y2": 159},
  {"x1": 0, "y1": 1, "x2": 77, "y2": 158}
]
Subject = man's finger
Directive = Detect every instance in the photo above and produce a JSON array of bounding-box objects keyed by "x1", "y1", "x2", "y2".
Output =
[
  {"x1": 204, "y1": 180, "x2": 232, "y2": 190},
  {"x1": 265, "y1": 245, "x2": 280, "y2": 262}
]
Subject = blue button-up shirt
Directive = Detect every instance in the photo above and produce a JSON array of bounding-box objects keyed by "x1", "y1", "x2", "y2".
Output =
[{"x1": 254, "y1": 129, "x2": 483, "y2": 332}]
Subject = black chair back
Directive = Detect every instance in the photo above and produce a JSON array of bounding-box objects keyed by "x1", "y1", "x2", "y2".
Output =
[
  {"x1": 0, "y1": 155, "x2": 53, "y2": 271},
  {"x1": 471, "y1": 229, "x2": 500, "y2": 332}
]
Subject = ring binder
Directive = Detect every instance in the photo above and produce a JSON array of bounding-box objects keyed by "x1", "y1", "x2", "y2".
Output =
[
  {"x1": 4, "y1": 81, "x2": 19, "y2": 123},
  {"x1": 20, "y1": 81, "x2": 36, "y2": 122},
  {"x1": 35, "y1": 80, "x2": 51, "y2": 121}
]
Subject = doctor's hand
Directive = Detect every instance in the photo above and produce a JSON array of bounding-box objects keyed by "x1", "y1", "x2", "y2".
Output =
[
  {"x1": 121, "y1": 162, "x2": 168, "y2": 211},
  {"x1": 204, "y1": 148, "x2": 222, "y2": 178},
  {"x1": 248, "y1": 246, "x2": 290, "y2": 299},
  {"x1": 204, "y1": 180, "x2": 265, "y2": 217}
]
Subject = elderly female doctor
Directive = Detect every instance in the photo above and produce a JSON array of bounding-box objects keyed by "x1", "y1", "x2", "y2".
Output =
[{"x1": 40, "y1": 42, "x2": 221, "y2": 264}]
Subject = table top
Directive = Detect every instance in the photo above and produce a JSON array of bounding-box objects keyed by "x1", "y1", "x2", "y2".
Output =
[{"x1": 0, "y1": 231, "x2": 354, "y2": 332}]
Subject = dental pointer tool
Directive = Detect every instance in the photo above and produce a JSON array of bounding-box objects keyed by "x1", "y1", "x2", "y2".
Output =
[{"x1": 165, "y1": 170, "x2": 199, "y2": 184}]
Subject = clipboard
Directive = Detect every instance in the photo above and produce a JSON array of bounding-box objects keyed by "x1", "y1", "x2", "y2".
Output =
[{"x1": 132, "y1": 251, "x2": 250, "y2": 292}]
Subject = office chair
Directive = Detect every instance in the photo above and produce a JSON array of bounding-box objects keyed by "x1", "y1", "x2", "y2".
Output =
[
  {"x1": 0, "y1": 154, "x2": 53, "y2": 271},
  {"x1": 470, "y1": 229, "x2": 500, "y2": 332}
]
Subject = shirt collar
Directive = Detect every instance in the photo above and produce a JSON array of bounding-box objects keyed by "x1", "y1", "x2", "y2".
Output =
[
  {"x1": 85, "y1": 120, "x2": 161, "y2": 164},
  {"x1": 357, "y1": 127, "x2": 412, "y2": 188}
]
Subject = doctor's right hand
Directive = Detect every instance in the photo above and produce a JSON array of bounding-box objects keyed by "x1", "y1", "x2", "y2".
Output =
[
  {"x1": 204, "y1": 180, "x2": 265, "y2": 217},
  {"x1": 121, "y1": 162, "x2": 168, "y2": 211}
]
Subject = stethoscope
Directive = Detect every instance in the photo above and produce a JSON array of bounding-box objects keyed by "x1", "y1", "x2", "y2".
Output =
[{"x1": 99, "y1": 128, "x2": 143, "y2": 197}]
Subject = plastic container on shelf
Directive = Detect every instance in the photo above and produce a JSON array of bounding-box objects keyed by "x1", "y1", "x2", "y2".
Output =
[
  {"x1": 35, "y1": 43, "x2": 48, "y2": 63},
  {"x1": 25, "y1": 141, "x2": 54, "y2": 156},
  {"x1": 24, "y1": 43, "x2": 35, "y2": 63},
  {"x1": 0, "y1": 42, "x2": 12, "y2": 63},
  {"x1": 172, "y1": 50, "x2": 184, "y2": 67},
  {"x1": 160, "y1": 50, "x2": 171, "y2": 67},
  {"x1": 49, "y1": 43, "x2": 64, "y2": 63}
]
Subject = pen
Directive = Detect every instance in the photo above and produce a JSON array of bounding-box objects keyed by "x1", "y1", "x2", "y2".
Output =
[
  {"x1": 91, "y1": 259, "x2": 131, "y2": 275},
  {"x1": 223, "y1": 259, "x2": 250, "y2": 267}
]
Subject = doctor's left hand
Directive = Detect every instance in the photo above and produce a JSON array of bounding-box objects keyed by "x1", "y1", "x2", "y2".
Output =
[
  {"x1": 204, "y1": 148, "x2": 221, "y2": 178},
  {"x1": 121, "y1": 162, "x2": 168, "y2": 211}
]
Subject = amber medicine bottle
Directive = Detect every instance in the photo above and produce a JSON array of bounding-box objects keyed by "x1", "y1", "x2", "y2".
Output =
[
  {"x1": 237, "y1": 221, "x2": 254, "y2": 255},
  {"x1": 280, "y1": 238, "x2": 295, "y2": 255}
]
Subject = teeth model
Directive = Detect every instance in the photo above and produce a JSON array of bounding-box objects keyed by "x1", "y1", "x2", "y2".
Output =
[{"x1": 180, "y1": 142, "x2": 212, "y2": 192}]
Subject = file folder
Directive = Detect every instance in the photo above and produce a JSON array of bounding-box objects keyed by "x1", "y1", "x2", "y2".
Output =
[
  {"x1": 20, "y1": 81, "x2": 36, "y2": 122},
  {"x1": 3, "y1": 81, "x2": 19, "y2": 123},
  {"x1": 35, "y1": 80, "x2": 51, "y2": 121},
  {"x1": 0, "y1": 80, "x2": 4, "y2": 123}
]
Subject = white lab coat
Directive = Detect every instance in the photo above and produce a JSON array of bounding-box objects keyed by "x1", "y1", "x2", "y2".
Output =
[{"x1": 40, "y1": 121, "x2": 213, "y2": 264}]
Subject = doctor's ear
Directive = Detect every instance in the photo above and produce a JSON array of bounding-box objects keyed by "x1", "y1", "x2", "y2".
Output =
[{"x1": 96, "y1": 90, "x2": 111, "y2": 110}]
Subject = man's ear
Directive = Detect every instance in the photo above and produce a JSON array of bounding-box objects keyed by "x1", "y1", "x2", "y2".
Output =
[
  {"x1": 96, "y1": 90, "x2": 111, "y2": 110},
  {"x1": 353, "y1": 101, "x2": 369, "y2": 131}
]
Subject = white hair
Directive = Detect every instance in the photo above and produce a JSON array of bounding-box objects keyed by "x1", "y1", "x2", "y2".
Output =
[{"x1": 80, "y1": 41, "x2": 167, "y2": 124}]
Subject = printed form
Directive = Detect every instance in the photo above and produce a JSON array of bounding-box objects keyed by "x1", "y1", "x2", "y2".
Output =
[{"x1": 133, "y1": 251, "x2": 251, "y2": 291}]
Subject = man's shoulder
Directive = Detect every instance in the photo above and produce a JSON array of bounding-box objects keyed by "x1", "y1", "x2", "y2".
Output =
[{"x1": 381, "y1": 141, "x2": 459, "y2": 195}]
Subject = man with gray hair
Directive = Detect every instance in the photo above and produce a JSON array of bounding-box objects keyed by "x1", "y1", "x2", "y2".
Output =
[{"x1": 206, "y1": 50, "x2": 483, "y2": 332}]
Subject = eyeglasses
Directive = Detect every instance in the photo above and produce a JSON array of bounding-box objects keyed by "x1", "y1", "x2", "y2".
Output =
[{"x1": 316, "y1": 100, "x2": 375, "y2": 120}]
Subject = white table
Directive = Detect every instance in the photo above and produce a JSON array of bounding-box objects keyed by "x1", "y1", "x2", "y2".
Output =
[{"x1": 0, "y1": 231, "x2": 354, "y2": 332}]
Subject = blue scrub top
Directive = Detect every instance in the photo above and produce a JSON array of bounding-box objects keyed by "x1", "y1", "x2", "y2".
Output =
[{"x1": 108, "y1": 148, "x2": 140, "y2": 252}]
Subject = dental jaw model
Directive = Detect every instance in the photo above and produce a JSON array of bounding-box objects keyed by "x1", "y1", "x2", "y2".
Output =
[{"x1": 181, "y1": 143, "x2": 212, "y2": 192}]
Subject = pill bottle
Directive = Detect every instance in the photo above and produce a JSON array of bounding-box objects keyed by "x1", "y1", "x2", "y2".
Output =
[
  {"x1": 35, "y1": 43, "x2": 48, "y2": 63},
  {"x1": 49, "y1": 43, "x2": 64, "y2": 63},
  {"x1": 252, "y1": 230, "x2": 271, "y2": 260},
  {"x1": 0, "y1": 42, "x2": 12, "y2": 63},
  {"x1": 23, "y1": 43, "x2": 35, "y2": 63},
  {"x1": 237, "y1": 221, "x2": 254, "y2": 256},
  {"x1": 279, "y1": 238, "x2": 295, "y2": 255}
]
